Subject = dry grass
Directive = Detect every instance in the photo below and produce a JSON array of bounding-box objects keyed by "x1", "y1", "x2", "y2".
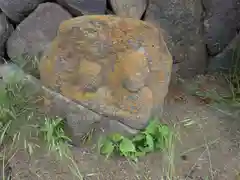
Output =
[{"x1": 0, "y1": 67, "x2": 83, "y2": 179}]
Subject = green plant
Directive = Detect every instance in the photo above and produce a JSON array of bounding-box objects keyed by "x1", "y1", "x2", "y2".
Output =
[
  {"x1": 0, "y1": 74, "x2": 83, "y2": 179},
  {"x1": 98, "y1": 118, "x2": 171, "y2": 162},
  {"x1": 40, "y1": 117, "x2": 83, "y2": 180},
  {"x1": 40, "y1": 117, "x2": 72, "y2": 159},
  {"x1": 0, "y1": 78, "x2": 42, "y2": 149}
]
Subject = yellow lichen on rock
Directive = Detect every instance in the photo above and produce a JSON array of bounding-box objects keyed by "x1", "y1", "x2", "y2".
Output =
[{"x1": 39, "y1": 15, "x2": 172, "y2": 129}]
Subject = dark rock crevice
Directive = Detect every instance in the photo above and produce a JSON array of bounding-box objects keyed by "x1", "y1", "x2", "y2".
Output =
[
  {"x1": 200, "y1": 0, "x2": 212, "y2": 70},
  {"x1": 107, "y1": 0, "x2": 148, "y2": 20}
]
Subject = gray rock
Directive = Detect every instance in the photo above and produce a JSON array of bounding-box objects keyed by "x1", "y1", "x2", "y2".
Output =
[
  {"x1": 0, "y1": 0, "x2": 45, "y2": 23},
  {"x1": 203, "y1": 0, "x2": 240, "y2": 55},
  {"x1": 208, "y1": 33, "x2": 240, "y2": 72},
  {"x1": 56, "y1": 0, "x2": 106, "y2": 16},
  {"x1": 107, "y1": 120, "x2": 138, "y2": 136},
  {"x1": 43, "y1": 87, "x2": 102, "y2": 137},
  {"x1": 144, "y1": 0, "x2": 207, "y2": 78},
  {"x1": 0, "y1": 63, "x2": 26, "y2": 83},
  {"x1": 0, "y1": 13, "x2": 13, "y2": 57},
  {"x1": 39, "y1": 15, "x2": 172, "y2": 130},
  {"x1": 42, "y1": 85, "x2": 142, "y2": 139},
  {"x1": 7, "y1": 2, "x2": 72, "y2": 59},
  {"x1": 110, "y1": 0, "x2": 147, "y2": 19},
  {"x1": 66, "y1": 113, "x2": 100, "y2": 139},
  {"x1": 44, "y1": 89, "x2": 140, "y2": 142}
]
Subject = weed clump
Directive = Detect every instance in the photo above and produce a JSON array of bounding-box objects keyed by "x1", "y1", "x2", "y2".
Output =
[
  {"x1": 98, "y1": 119, "x2": 173, "y2": 162},
  {"x1": 0, "y1": 76, "x2": 82, "y2": 179}
]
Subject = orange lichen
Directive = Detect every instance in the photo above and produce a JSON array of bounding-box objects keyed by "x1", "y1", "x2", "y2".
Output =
[
  {"x1": 78, "y1": 60, "x2": 101, "y2": 76},
  {"x1": 121, "y1": 51, "x2": 148, "y2": 76},
  {"x1": 158, "y1": 71, "x2": 165, "y2": 82},
  {"x1": 39, "y1": 15, "x2": 173, "y2": 124},
  {"x1": 61, "y1": 84, "x2": 97, "y2": 101}
]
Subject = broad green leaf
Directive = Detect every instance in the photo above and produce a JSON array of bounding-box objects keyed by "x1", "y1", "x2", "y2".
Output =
[
  {"x1": 155, "y1": 139, "x2": 164, "y2": 151},
  {"x1": 100, "y1": 139, "x2": 114, "y2": 158},
  {"x1": 120, "y1": 138, "x2": 136, "y2": 153},
  {"x1": 138, "y1": 146, "x2": 146, "y2": 152},
  {"x1": 143, "y1": 147, "x2": 152, "y2": 153},
  {"x1": 132, "y1": 133, "x2": 145, "y2": 142},
  {"x1": 110, "y1": 133, "x2": 123, "y2": 142},
  {"x1": 159, "y1": 125, "x2": 170, "y2": 137},
  {"x1": 145, "y1": 120, "x2": 158, "y2": 135},
  {"x1": 145, "y1": 133, "x2": 154, "y2": 151}
]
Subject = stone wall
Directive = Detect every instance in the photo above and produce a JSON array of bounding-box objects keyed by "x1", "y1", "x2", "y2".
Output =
[
  {"x1": 0, "y1": 0, "x2": 239, "y2": 77},
  {"x1": 0, "y1": 0, "x2": 239, "y2": 142}
]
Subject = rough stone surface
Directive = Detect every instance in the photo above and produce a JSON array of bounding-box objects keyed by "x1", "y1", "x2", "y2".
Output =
[
  {"x1": 0, "y1": 63, "x2": 138, "y2": 141},
  {"x1": 110, "y1": 0, "x2": 148, "y2": 19},
  {"x1": 0, "y1": 64, "x2": 26, "y2": 83},
  {"x1": 56, "y1": 0, "x2": 106, "y2": 16},
  {"x1": 7, "y1": 3, "x2": 72, "y2": 59},
  {"x1": 43, "y1": 86, "x2": 102, "y2": 136},
  {"x1": 42, "y1": 79, "x2": 140, "y2": 140},
  {"x1": 0, "y1": 0, "x2": 45, "y2": 22},
  {"x1": 106, "y1": 119, "x2": 138, "y2": 136},
  {"x1": 0, "y1": 13, "x2": 14, "y2": 57},
  {"x1": 144, "y1": 0, "x2": 207, "y2": 78},
  {"x1": 208, "y1": 33, "x2": 240, "y2": 72},
  {"x1": 39, "y1": 15, "x2": 172, "y2": 129},
  {"x1": 203, "y1": 0, "x2": 240, "y2": 55}
]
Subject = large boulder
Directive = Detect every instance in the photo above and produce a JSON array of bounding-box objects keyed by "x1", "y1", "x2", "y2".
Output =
[
  {"x1": 39, "y1": 15, "x2": 172, "y2": 130},
  {"x1": 7, "y1": 3, "x2": 72, "y2": 59},
  {"x1": 144, "y1": 0, "x2": 207, "y2": 78},
  {"x1": 203, "y1": 0, "x2": 240, "y2": 56},
  {"x1": 0, "y1": 0, "x2": 45, "y2": 23},
  {"x1": 208, "y1": 33, "x2": 240, "y2": 72},
  {"x1": 0, "y1": 13, "x2": 14, "y2": 57},
  {"x1": 109, "y1": 0, "x2": 148, "y2": 19},
  {"x1": 56, "y1": 0, "x2": 106, "y2": 16}
]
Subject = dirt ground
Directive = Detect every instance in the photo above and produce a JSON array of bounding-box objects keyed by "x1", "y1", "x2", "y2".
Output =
[{"x1": 9, "y1": 75, "x2": 240, "y2": 180}]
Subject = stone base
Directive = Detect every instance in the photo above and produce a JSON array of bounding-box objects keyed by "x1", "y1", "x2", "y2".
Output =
[{"x1": 0, "y1": 64, "x2": 140, "y2": 144}]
